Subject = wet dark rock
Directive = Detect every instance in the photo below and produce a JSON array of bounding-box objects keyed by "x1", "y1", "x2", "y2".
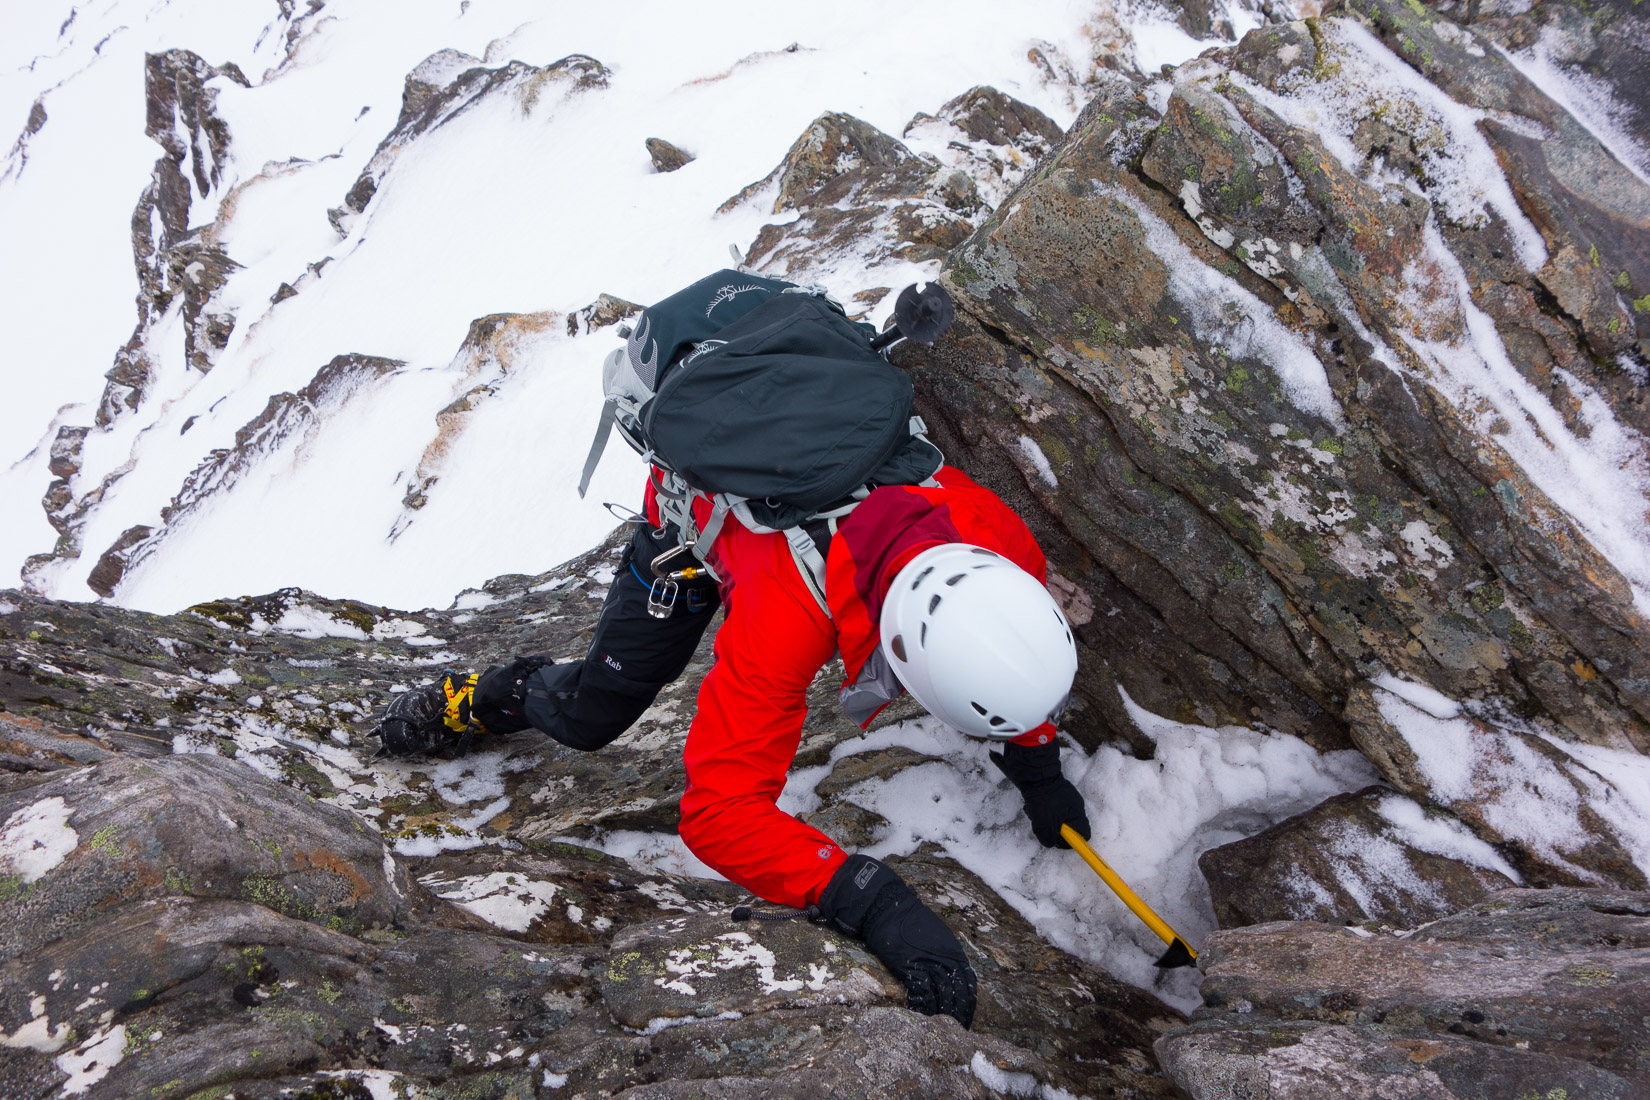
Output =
[
  {"x1": 1199, "y1": 786, "x2": 1517, "y2": 928},
  {"x1": 1159, "y1": 888, "x2": 1650, "y2": 1097},
  {"x1": 645, "y1": 136, "x2": 695, "y2": 173}
]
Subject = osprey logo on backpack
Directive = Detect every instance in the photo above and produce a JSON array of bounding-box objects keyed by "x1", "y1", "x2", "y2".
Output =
[{"x1": 705, "y1": 283, "x2": 766, "y2": 318}]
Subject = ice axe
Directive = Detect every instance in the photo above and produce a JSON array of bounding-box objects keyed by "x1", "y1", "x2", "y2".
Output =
[
  {"x1": 1060, "y1": 823, "x2": 1198, "y2": 969},
  {"x1": 870, "y1": 281, "x2": 956, "y2": 351}
]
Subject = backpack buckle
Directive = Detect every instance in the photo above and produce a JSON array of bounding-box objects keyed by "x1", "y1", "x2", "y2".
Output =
[{"x1": 646, "y1": 577, "x2": 679, "y2": 618}]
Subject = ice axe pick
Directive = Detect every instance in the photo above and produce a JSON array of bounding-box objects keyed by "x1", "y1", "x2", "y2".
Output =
[{"x1": 1060, "y1": 824, "x2": 1198, "y2": 969}]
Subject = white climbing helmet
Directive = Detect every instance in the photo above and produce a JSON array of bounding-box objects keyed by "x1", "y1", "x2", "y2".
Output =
[{"x1": 879, "y1": 543, "x2": 1078, "y2": 740}]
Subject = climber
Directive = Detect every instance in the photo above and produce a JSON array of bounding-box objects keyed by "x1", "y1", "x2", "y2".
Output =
[
  {"x1": 376, "y1": 466, "x2": 1088, "y2": 1030},
  {"x1": 373, "y1": 270, "x2": 1089, "y2": 1030}
]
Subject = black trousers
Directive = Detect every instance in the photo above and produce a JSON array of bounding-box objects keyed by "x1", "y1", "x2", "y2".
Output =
[{"x1": 523, "y1": 522, "x2": 720, "y2": 751}]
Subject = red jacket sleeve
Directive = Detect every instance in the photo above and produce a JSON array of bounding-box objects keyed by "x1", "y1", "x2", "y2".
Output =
[{"x1": 676, "y1": 525, "x2": 848, "y2": 908}]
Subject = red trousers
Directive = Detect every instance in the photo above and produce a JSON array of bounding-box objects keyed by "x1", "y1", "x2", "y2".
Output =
[{"x1": 676, "y1": 514, "x2": 848, "y2": 908}]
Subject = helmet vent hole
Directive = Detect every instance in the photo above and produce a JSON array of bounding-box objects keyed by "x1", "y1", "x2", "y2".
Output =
[
  {"x1": 970, "y1": 548, "x2": 997, "y2": 557},
  {"x1": 890, "y1": 634, "x2": 907, "y2": 662},
  {"x1": 928, "y1": 594, "x2": 942, "y2": 613},
  {"x1": 912, "y1": 566, "x2": 934, "y2": 590},
  {"x1": 919, "y1": 622, "x2": 927, "y2": 648},
  {"x1": 945, "y1": 573, "x2": 966, "y2": 586},
  {"x1": 970, "y1": 701, "x2": 988, "y2": 716},
  {"x1": 988, "y1": 715, "x2": 1007, "y2": 728}
]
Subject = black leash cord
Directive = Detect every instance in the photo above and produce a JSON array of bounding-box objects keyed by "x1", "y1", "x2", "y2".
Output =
[{"x1": 731, "y1": 904, "x2": 821, "y2": 923}]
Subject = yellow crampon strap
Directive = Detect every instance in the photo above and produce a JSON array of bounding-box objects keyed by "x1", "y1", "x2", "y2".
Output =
[{"x1": 442, "y1": 673, "x2": 484, "y2": 735}]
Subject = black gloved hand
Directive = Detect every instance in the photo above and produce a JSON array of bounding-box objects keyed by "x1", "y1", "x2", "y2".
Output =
[
  {"x1": 990, "y1": 740, "x2": 1091, "y2": 849},
  {"x1": 816, "y1": 855, "x2": 976, "y2": 1028},
  {"x1": 472, "y1": 656, "x2": 554, "y2": 734}
]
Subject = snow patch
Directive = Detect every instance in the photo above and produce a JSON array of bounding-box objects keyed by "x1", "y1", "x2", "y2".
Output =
[
  {"x1": 55, "y1": 1025, "x2": 126, "y2": 1095},
  {"x1": 0, "y1": 797, "x2": 78, "y2": 883},
  {"x1": 1398, "y1": 221, "x2": 1650, "y2": 611},
  {"x1": 1230, "y1": 18, "x2": 1547, "y2": 270},
  {"x1": 424, "y1": 871, "x2": 560, "y2": 933},
  {"x1": 968, "y1": 1051, "x2": 1082, "y2": 1100},
  {"x1": 594, "y1": 831, "x2": 727, "y2": 881},
  {"x1": 1370, "y1": 679, "x2": 1650, "y2": 882},
  {"x1": 821, "y1": 697, "x2": 1376, "y2": 1011},
  {"x1": 0, "y1": 996, "x2": 70, "y2": 1053},
  {"x1": 1111, "y1": 186, "x2": 1345, "y2": 427},
  {"x1": 1016, "y1": 435, "x2": 1058, "y2": 487},
  {"x1": 1498, "y1": 28, "x2": 1650, "y2": 189}
]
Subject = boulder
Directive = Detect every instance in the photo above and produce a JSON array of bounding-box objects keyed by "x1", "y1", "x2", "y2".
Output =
[
  {"x1": 645, "y1": 137, "x2": 695, "y2": 173},
  {"x1": 1346, "y1": 681, "x2": 1650, "y2": 890},
  {"x1": 1198, "y1": 786, "x2": 1517, "y2": 928},
  {"x1": 725, "y1": 111, "x2": 980, "y2": 286},
  {"x1": 1157, "y1": 888, "x2": 1650, "y2": 1097},
  {"x1": 903, "y1": 85, "x2": 1066, "y2": 208},
  {"x1": 0, "y1": 753, "x2": 415, "y2": 964}
]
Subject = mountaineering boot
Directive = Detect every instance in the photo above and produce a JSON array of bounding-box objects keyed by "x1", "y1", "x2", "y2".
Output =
[
  {"x1": 990, "y1": 740, "x2": 1091, "y2": 849},
  {"x1": 816, "y1": 854, "x2": 977, "y2": 1028},
  {"x1": 374, "y1": 671, "x2": 487, "y2": 757},
  {"x1": 472, "y1": 656, "x2": 555, "y2": 734}
]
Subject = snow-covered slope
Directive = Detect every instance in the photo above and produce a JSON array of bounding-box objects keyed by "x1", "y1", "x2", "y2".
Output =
[{"x1": 1, "y1": 0, "x2": 1238, "y2": 612}]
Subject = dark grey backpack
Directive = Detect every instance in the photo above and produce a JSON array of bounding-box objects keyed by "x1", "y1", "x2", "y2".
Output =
[{"x1": 578, "y1": 265, "x2": 950, "y2": 616}]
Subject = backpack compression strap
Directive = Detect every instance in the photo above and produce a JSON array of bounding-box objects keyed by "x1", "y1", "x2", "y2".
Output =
[{"x1": 577, "y1": 398, "x2": 618, "y2": 498}]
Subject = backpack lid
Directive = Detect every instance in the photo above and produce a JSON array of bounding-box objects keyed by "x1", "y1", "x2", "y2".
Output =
[
  {"x1": 642, "y1": 292, "x2": 915, "y2": 512},
  {"x1": 626, "y1": 268, "x2": 796, "y2": 391}
]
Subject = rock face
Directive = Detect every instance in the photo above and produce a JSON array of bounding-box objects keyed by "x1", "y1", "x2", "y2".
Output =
[
  {"x1": 1158, "y1": 888, "x2": 1650, "y2": 1098},
  {"x1": 1198, "y1": 785, "x2": 1518, "y2": 928},
  {"x1": 0, "y1": 531, "x2": 1182, "y2": 1097},
  {"x1": 892, "y1": 0, "x2": 1650, "y2": 864},
  {"x1": 645, "y1": 137, "x2": 694, "y2": 173}
]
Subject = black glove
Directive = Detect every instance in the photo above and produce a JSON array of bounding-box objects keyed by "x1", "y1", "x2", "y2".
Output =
[
  {"x1": 990, "y1": 740, "x2": 1091, "y2": 849},
  {"x1": 472, "y1": 656, "x2": 555, "y2": 734},
  {"x1": 816, "y1": 855, "x2": 976, "y2": 1028}
]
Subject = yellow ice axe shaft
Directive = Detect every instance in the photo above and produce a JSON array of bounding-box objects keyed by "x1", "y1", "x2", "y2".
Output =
[{"x1": 1061, "y1": 824, "x2": 1198, "y2": 967}]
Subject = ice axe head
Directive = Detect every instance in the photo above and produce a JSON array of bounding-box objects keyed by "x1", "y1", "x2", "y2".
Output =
[
  {"x1": 1153, "y1": 938, "x2": 1197, "y2": 969},
  {"x1": 893, "y1": 281, "x2": 955, "y2": 345}
]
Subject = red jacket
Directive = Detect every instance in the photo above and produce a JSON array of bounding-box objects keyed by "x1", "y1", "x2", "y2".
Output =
[{"x1": 653, "y1": 466, "x2": 1056, "y2": 909}]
